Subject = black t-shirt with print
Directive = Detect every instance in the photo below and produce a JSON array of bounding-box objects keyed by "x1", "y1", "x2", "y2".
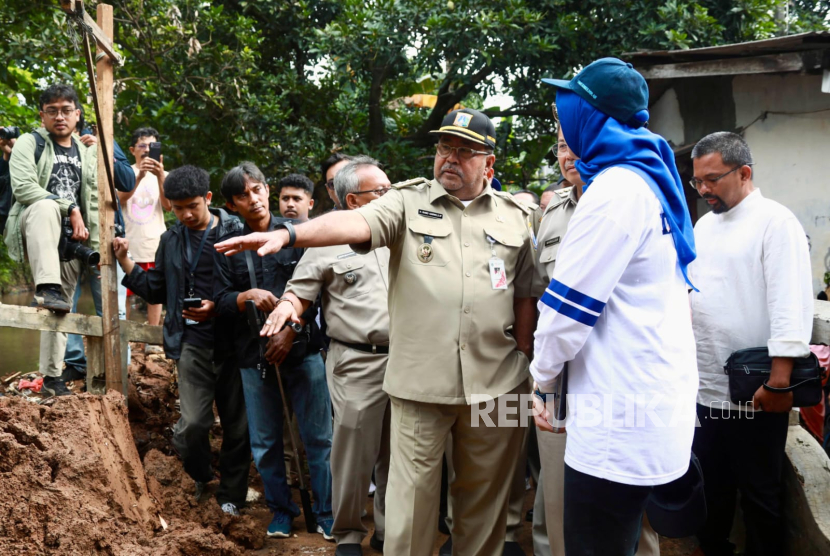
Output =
[{"x1": 47, "y1": 141, "x2": 82, "y2": 205}]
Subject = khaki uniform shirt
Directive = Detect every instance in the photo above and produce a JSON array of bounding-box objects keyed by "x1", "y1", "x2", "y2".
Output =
[
  {"x1": 286, "y1": 245, "x2": 390, "y2": 346},
  {"x1": 354, "y1": 178, "x2": 536, "y2": 405},
  {"x1": 532, "y1": 186, "x2": 578, "y2": 298}
]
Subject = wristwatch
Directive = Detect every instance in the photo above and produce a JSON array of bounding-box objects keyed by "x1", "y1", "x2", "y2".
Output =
[
  {"x1": 275, "y1": 221, "x2": 296, "y2": 247},
  {"x1": 67, "y1": 203, "x2": 78, "y2": 216}
]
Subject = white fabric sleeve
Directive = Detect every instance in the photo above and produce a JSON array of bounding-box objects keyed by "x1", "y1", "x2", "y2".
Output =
[
  {"x1": 763, "y1": 214, "x2": 812, "y2": 358},
  {"x1": 530, "y1": 195, "x2": 643, "y2": 392}
]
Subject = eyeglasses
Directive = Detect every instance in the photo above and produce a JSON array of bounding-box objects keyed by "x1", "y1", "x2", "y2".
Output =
[
  {"x1": 134, "y1": 144, "x2": 150, "y2": 150},
  {"x1": 551, "y1": 142, "x2": 571, "y2": 157},
  {"x1": 436, "y1": 143, "x2": 491, "y2": 160},
  {"x1": 352, "y1": 187, "x2": 390, "y2": 197},
  {"x1": 42, "y1": 107, "x2": 78, "y2": 119},
  {"x1": 689, "y1": 165, "x2": 750, "y2": 192}
]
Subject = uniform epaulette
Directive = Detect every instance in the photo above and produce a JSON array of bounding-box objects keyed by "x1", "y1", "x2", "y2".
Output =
[
  {"x1": 493, "y1": 189, "x2": 535, "y2": 215},
  {"x1": 392, "y1": 177, "x2": 430, "y2": 190},
  {"x1": 543, "y1": 186, "x2": 574, "y2": 216}
]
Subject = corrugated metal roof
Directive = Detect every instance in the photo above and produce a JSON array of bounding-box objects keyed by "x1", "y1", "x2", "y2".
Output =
[{"x1": 624, "y1": 31, "x2": 830, "y2": 66}]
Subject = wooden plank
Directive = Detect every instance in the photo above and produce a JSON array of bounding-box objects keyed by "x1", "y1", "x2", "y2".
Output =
[
  {"x1": 639, "y1": 52, "x2": 812, "y2": 80},
  {"x1": 0, "y1": 304, "x2": 103, "y2": 336},
  {"x1": 813, "y1": 300, "x2": 830, "y2": 345},
  {"x1": 96, "y1": 3, "x2": 124, "y2": 398},
  {"x1": 57, "y1": 1, "x2": 123, "y2": 65},
  {"x1": 121, "y1": 320, "x2": 163, "y2": 346},
  {"x1": 86, "y1": 336, "x2": 106, "y2": 394}
]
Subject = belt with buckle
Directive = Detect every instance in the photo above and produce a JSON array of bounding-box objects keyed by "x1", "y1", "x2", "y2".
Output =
[{"x1": 338, "y1": 341, "x2": 389, "y2": 355}]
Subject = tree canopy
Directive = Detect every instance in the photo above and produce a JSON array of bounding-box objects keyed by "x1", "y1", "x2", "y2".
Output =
[{"x1": 2, "y1": 0, "x2": 829, "y2": 207}]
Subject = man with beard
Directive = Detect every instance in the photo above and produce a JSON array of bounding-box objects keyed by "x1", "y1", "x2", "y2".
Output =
[
  {"x1": 689, "y1": 132, "x2": 812, "y2": 556},
  {"x1": 216, "y1": 108, "x2": 537, "y2": 556}
]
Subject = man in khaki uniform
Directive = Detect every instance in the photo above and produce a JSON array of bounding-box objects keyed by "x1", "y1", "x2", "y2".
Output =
[
  {"x1": 217, "y1": 108, "x2": 538, "y2": 556},
  {"x1": 270, "y1": 157, "x2": 392, "y2": 556},
  {"x1": 532, "y1": 125, "x2": 659, "y2": 556}
]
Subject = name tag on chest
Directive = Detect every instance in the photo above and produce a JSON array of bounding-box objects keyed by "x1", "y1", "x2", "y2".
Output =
[{"x1": 418, "y1": 209, "x2": 443, "y2": 219}]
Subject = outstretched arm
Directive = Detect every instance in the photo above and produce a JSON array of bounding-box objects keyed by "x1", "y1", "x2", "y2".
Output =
[{"x1": 215, "y1": 209, "x2": 371, "y2": 257}]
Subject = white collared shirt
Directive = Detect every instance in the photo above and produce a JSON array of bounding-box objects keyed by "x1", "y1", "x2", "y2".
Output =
[{"x1": 689, "y1": 189, "x2": 813, "y2": 410}]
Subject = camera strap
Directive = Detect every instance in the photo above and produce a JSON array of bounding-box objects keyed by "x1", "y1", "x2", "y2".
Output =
[{"x1": 183, "y1": 215, "x2": 214, "y2": 297}]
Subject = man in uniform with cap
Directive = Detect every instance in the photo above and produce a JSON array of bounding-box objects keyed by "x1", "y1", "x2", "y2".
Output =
[
  {"x1": 217, "y1": 108, "x2": 537, "y2": 556},
  {"x1": 531, "y1": 58, "x2": 698, "y2": 555},
  {"x1": 267, "y1": 156, "x2": 392, "y2": 556}
]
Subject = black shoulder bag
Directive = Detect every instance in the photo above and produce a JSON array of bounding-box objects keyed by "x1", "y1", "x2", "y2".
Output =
[{"x1": 723, "y1": 347, "x2": 825, "y2": 407}]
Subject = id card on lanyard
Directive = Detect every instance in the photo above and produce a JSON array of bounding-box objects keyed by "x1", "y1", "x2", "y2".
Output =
[
  {"x1": 183, "y1": 214, "x2": 214, "y2": 325},
  {"x1": 486, "y1": 235, "x2": 508, "y2": 290}
]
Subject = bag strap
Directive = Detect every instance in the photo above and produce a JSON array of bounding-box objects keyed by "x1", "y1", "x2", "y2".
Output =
[
  {"x1": 763, "y1": 376, "x2": 822, "y2": 393},
  {"x1": 244, "y1": 250, "x2": 258, "y2": 290},
  {"x1": 32, "y1": 132, "x2": 46, "y2": 165}
]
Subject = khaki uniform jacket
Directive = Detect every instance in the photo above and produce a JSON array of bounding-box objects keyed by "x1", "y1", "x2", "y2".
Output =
[
  {"x1": 532, "y1": 186, "x2": 578, "y2": 298},
  {"x1": 354, "y1": 177, "x2": 536, "y2": 405},
  {"x1": 4, "y1": 128, "x2": 99, "y2": 262},
  {"x1": 286, "y1": 245, "x2": 391, "y2": 346}
]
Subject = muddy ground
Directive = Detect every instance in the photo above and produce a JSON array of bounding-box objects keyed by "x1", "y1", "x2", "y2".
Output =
[{"x1": 0, "y1": 350, "x2": 698, "y2": 555}]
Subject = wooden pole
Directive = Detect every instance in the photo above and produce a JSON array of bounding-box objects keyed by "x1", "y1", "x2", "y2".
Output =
[{"x1": 95, "y1": 3, "x2": 124, "y2": 397}]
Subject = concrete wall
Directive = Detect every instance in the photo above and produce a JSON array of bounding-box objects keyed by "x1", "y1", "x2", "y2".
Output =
[{"x1": 648, "y1": 73, "x2": 830, "y2": 295}]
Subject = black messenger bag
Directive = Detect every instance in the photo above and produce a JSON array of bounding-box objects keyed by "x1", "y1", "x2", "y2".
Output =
[{"x1": 723, "y1": 347, "x2": 824, "y2": 407}]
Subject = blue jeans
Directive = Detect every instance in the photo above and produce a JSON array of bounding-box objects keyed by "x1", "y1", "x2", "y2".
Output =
[
  {"x1": 64, "y1": 267, "x2": 102, "y2": 371},
  {"x1": 240, "y1": 352, "x2": 333, "y2": 520}
]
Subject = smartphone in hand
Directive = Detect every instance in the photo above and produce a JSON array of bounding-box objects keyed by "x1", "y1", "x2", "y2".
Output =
[{"x1": 148, "y1": 142, "x2": 162, "y2": 162}]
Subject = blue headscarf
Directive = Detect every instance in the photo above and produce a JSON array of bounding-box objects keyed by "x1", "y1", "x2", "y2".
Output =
[{"x1": 556, "y1": 89, "x2": 697, "y2": 289}]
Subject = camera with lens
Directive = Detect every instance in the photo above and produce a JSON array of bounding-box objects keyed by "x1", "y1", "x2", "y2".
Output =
[
  {"x1": 0, "y1": 126, "x2": 21, "y2": 141},
  {"x1": 58, "y1": 217, "x2": 100, "y2": 266}
]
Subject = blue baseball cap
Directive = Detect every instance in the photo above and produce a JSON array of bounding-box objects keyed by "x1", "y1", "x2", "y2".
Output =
[{"x1": 542, "y1": 57, "x2": 650, "y2": 128}]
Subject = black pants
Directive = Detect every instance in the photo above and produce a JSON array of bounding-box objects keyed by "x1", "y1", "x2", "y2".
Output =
[
  {"x1": 563, "y1": 463, "x2": 652, "y2": 556},
  {"x1": 693, "y1": 403, "x2": 789, "y2": 556},
  {"x1": 172, "y1": 342, "x2": 251, "y2": 507}
]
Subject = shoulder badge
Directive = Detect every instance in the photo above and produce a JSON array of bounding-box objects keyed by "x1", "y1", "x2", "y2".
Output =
[
  {"x1": 543, "y1": 186, "x2": 574, "y2": 216},
  {"x1": 392, "y1": 177, "x2": 430, "y2": 190},
  {"x1": 493, "y1": 190, "x2": 535, "y2": 215}
]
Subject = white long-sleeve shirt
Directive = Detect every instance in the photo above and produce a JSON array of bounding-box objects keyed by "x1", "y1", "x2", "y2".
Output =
[
  {"x1": 689, "y1": 189, "x2": 813, "y2": 411},
  {"x1": 531, "y1": 167, "x2": 698, "y2": 487}
]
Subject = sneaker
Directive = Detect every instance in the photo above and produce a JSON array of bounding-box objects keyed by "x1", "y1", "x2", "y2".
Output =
[
  {"x1": 33, "y1": 286, "x2": 71, "y2": 314},
  {"x1": 335, "y1": 544, "x2": 363, "y2": 556},
  {"x1": 317, "y1": 517, "x2": 334, "y2": 541},
  {"x1": 266, "y1": 512, "x2": 292, "y2": 538},
  {"x1": 61, "y1": 365, "x2": 86, "y2": 383},
  {"x1": 42, "y1": 376, "x2": 73, "y2": 397},
  {"x1": 439, "y1": 536, "x2": 452, "y2": 556},
  {"x1": 369, "y1": 532, "x2": 384, "y2": 552},
  {"x1": 220, "y1": 502, "x2": 240, "y2": 516}
]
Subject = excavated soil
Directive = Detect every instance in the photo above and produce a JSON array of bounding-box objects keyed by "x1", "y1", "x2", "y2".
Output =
[{"x1": 0, "y1": 349, "x2": 699, "y2": 555}]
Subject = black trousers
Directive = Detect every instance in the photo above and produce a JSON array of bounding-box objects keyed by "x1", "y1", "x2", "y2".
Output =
[
  {"x1": 172, "y1": 342, "x2": 251, "y2": 507},
  {"x1": 693, "y1": 403, "x2": 789, "y2": 556},
  {"x1": 563, "y1": 463, "x2": 652, "y2": 556}
]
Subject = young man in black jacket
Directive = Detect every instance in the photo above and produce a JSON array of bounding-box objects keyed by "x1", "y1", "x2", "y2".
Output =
[
  {"x1": 213, "y1": 162, "x2": 333, "y2": 540},
  {"x1": 113, "y1": 165, "x2": 250, "y2": 515}
]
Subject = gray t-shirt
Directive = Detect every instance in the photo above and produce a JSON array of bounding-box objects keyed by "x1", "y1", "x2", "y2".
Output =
[{"x1": 47, "y1": 141, "x2": 82, "y2": 204}]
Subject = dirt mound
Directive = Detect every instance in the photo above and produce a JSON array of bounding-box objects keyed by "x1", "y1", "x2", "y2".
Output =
[
  {"x1": 0, "y1": 392, "x2": 155, "y2": 554},
  {"x1": 128, "y1": 352, "x2": 180, "y2": 459}
]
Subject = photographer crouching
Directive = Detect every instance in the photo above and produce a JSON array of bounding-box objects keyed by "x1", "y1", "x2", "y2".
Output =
[{"x1": 2, "y1": 84, "x2": 100, "y2": 397}]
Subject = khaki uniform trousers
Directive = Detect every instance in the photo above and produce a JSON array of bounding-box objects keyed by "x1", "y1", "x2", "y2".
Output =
[
  {"x1": 385, "y1": 382, "x2": 528, "y2": 556},
  {"x1": 537, "y1": 429, "x2": 660, "y2": 555},
  {"x1": 449, "y1": 416, "x2": 551, "y2": 554},
  {"x1": 20, "y1": 200, "x2": 84, "y2": 378},
  {"x1": 326, "y1": 340, "x2": 390, "y2": 545}
]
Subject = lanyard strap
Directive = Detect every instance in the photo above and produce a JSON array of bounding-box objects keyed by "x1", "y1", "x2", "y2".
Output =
[
  {"x1": 183, "y1": 215, "x2": 214, "y2": 296},
  {"x1": 244, "y1": 250, "x2": 258, "y2": 290}
]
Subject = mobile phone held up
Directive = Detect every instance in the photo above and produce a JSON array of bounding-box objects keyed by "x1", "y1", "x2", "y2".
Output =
[
  {"x1": 148, "y1": 142, "x2": 162, "y2": 162},
  {"x1": 183, "y1": 297, "x2": 202, "y2": 310}
]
